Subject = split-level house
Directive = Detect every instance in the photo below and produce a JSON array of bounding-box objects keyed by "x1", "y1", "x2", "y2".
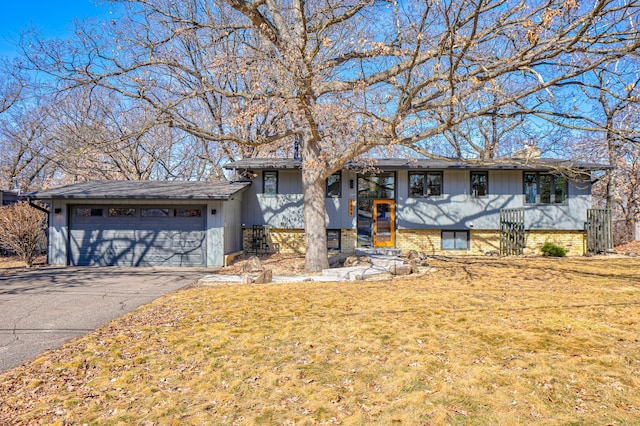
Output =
[
  {"x1": 224, "y1": 157, "x2": 607, "y2": 257},
  {"x1": 26, "y1": 157, "x2": 608, "y2": 267}
]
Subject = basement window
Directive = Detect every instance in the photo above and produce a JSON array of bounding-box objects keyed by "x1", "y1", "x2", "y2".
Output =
[
  {"x1": 442, "y1": 231, "x2": 469, "y2": 250},
  {"x1": 327, "y1": 229, "x2": 341, "y2": 250}
]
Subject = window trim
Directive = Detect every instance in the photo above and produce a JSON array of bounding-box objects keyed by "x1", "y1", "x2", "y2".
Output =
[
  {"x1": 263, "y1": 170, "x2": 278, "y2": 195},
  {"x1": 470, "y1": 171, "x2": 488, "y2": 197},
  {"x1": 326, "y1": 171, "x2": 342, "y2": 198},
  {"x1": 409, "y1": 171, "x2": 443, "y2": 198},
  {"x1": 523, "y1": 172, "x2": 568, "y2": 205},
  {"x1": 441, "y1": 230, "x2": 470, "y2": 250}
]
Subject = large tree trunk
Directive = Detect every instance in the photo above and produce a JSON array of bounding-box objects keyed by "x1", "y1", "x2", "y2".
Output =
[{"x1": 301, "y1": 164, "x2": 330, "y2": 273}]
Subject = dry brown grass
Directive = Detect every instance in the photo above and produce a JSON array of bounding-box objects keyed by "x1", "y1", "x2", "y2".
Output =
[
  {"x1": 1, "y1": 256, "x2": 640, "y2": 425},
  {"x1": 0, "y1": 255, "x2": 46, "y2": 275}
]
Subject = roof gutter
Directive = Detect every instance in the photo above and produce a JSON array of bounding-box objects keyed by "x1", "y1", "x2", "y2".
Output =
[{"x1": 26, "y1": 197, "x2": 50, "y2": 215}]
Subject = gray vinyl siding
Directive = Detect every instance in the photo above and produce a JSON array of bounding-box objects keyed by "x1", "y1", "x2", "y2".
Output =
[
  {"x1": 396, "y1": 170, "x2": 590, "y2": 230},
  {"x1": 243, "y1": 169, "x2": 356, "y2": 229},
  {"x1": 48, "y1": 200, "x2": 68, "y2": 266},
  {"x1": 206, "y1": 201, "x2": 223, "y2": 267},
  {"x1": 243, "y1": 168, "x2": 591, "y2": 232},
  {"x1": 222, "y1": 195, "x2": 243, "y2": 254},
  {"x1": 242, "y1": 171, "x2": 303, "y2": 227},
  {"x1": 326, "y1": 170, "x2": 357, "y2": 229}
]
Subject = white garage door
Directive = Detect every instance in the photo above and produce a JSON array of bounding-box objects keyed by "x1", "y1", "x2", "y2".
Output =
[{"x1": 69, "y1": 205, "x2": 206, "y2": 267}]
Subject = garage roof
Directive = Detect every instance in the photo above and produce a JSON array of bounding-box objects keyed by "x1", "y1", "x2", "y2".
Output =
[{"x1": 26, "y1": 180, "x2": 251, "y2": 200}]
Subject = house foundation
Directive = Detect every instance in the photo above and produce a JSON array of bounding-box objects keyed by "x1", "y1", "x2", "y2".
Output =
[{"x1": 245, "y1": 228, "x2": 587, "y2": 256}]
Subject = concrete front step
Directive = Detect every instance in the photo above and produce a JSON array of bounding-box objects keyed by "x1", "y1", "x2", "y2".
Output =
[
  {"x1": 365, "y1": 254, "x2": 406, "y2": 269},
  {"x1": 355, "y1": 248, "x2": 403, "y2": 257}
]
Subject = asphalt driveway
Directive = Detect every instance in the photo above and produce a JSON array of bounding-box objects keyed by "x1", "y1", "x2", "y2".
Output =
[{"x1": 0, "y1": 267, "x2": 208, "y2": 372}]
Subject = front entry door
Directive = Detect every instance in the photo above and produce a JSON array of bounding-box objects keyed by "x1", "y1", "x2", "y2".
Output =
[{"x1": 373, "y1": 200, "x2": 395, "y2": 247}]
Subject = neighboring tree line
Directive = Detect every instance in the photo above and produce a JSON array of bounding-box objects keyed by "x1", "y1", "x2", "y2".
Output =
[{"x1": 0, "y1": 0, "x2": 639, "y2": 269}]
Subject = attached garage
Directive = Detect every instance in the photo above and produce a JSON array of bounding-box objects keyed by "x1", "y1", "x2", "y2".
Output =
[
  {"x1": 27, "y1": 180, "x2": 250, "y2": 267},
  {"x1": 69, "y1": 205, "x2": 207, "y2": 266}
]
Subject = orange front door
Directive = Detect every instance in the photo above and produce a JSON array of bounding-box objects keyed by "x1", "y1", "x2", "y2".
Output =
[{"x1": 373, "y1": 200, "x2": 395, "y2": 247}]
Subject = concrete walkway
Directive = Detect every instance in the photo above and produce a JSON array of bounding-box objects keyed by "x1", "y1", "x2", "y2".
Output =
[{"x1": 0, "y1": 266, "x2": 206, "y2": 372}]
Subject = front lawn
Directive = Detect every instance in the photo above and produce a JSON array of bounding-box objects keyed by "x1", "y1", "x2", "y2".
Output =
[{"x1": 1, "y1": 256, "x2": 639, "y2": 424}]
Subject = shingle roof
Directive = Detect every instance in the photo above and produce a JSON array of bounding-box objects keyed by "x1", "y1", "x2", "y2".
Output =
[
  {"x1": 225, "y1": 158, "x2": 303, "y2": 170},
  {"x1": 26, "y1": 180, "x2": 251, "y2": 200},
  {"x1": 347, "y1": 158, "x2": 610, "y2": 171},
  {"x1": 224, "y1": 157, "x2": 610, "y2": 171}
]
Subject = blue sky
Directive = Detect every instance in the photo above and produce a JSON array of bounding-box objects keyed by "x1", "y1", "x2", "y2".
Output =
[{"x1": 0, "y1": 0, "x2": 112, "y2": 59}]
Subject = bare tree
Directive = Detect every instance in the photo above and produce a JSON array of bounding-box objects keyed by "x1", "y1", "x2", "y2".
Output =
[
  {"x1": 0, "y1": 61, "x2": 24, "y2": 114},
  {"x1": 22, "y1": 0, "x2": 640, "y2": 271},
  {"x1": 0, "y1": 202, "x2": 46, "y2": 267}
]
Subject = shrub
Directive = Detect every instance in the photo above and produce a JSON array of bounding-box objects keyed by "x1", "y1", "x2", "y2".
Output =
[
  {"x1": 0, "y1": 202, "x2": 47, "y2": 266},
  {"x1": 541, "y1": 242, "x2": 567, "y2": 257}
]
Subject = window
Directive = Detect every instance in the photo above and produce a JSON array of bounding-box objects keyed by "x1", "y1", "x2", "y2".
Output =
[
  {"x1": 524, "y1": 172, "x2": 567, "y2": 204},
  {"x1": 471, "y1": 172, "x2": 488, "y2": 197},
  {"x1": 76, "y1": 208, "x2": 103, "y2": 217},
  {"x1": 326, "y1": 172, "x2": 342, "y2": 198},
  {"x1": 141, "y1": 208, "x2": 170, "y2": 217},
  {"x1": 108, "y1": 208, "x2": 136, "y2": 217},
  {"x1": 263, "y1": 171, "x2": 278, "y2": 195},
  {"x1": 358, "y1": 172, "x2": 395, "y2": 199},
  {"x1": 327, "y1": 229, "x2": 341, "y2": 250},
  {"x1": 409, "y1": 171, "x2": 442, "y2": 197},
  {"x1": 175, "y1": 208, "x2": 202, "y2": 217},
  {"x1": 442, "y1": 231, "x2": 469, "y2": 250}
]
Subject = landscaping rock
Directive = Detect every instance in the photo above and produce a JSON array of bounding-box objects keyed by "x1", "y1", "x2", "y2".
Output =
[
  {"x1": 343, "y1": 256, "x2": 358, "y2": 267},
  {"x1": 241, "y1": 269, "x2": 273, "y2": 284},
  {"x1": 329, "y1": 256, "x2": 345, "y2": 268},
  {"x1": 389, "y1": 264, "x2": 413, "y2": 276},
  {"x1": 242, "y1": 256, "x2": 264, "y2": 273},
  {"x1": 254, "y1": 269, "x2": 273, "y2": 284},
  {"x1": 409, "y1": 258, "x2": 420, "y2": 274}
]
